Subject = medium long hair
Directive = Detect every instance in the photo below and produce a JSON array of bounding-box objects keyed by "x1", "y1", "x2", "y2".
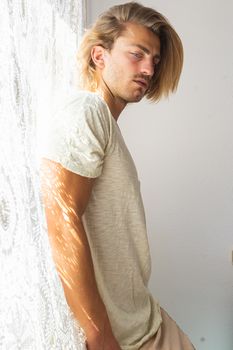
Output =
[{"x1": 77, "y1": 2, "x2": 183, "y2": 102}]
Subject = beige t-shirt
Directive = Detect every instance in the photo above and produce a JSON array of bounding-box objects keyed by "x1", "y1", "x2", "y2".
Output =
[{"x1": 42, "y1": 90, "x2": 162, "y2": 350}]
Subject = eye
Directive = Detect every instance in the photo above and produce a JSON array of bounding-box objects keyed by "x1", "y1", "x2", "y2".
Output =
[
  {"x1": 130, "y1": 52, "x2": 143, "y2": 59},
  {"x1": 153, "y1": 57, "x2": 160, "y2": 66}
]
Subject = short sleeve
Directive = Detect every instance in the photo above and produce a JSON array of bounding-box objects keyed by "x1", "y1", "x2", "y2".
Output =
[{"x1": 42, "y1": 97, "x2": 110, "y2": 178}]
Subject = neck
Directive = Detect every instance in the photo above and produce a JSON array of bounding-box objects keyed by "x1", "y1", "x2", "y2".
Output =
[{"x1": 97, "y1": 79, "x2": 127, "y2": 121}]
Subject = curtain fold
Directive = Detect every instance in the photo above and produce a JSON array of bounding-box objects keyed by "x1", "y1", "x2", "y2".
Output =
[{"x1": 0, "y1": 0, "x2": 86, "y2": 348}]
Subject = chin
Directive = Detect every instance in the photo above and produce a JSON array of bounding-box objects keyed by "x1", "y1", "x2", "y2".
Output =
[
  {"x1": 121, "y1": 90, "x2": 145, "y2": 103},
  {"x1": 132, "y1": 93, "x2": 144, "y2": 102}
]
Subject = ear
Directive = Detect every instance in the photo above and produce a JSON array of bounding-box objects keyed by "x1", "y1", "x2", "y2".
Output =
[{"x1": 91, "y1": 45, "x2": 106, "y2": 69}]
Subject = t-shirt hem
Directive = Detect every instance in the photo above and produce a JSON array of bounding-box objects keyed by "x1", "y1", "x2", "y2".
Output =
[
  {"x1": 42, "y1": 155, "x2": 101, "y2": 178},
  {"x1": 121, "y1": 305, "x2": 162, "y2": 350}
]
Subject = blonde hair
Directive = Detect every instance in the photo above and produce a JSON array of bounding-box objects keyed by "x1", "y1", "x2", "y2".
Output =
[{"x1": 77, "y1": 2, "x2": 183, "y2": 102}]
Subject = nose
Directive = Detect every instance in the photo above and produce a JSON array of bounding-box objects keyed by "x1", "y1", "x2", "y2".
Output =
[{"x1": 140, "y1": 58, "x2": 154, "y2": 77}]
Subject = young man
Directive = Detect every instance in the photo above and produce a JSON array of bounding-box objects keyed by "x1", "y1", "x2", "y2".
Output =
[{"x1": 41, "y1": 2, "x2": 195, "y2": 349}]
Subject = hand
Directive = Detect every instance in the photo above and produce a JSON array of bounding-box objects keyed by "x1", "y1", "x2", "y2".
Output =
[{"x1": 86, "y1": 318, "x2": 121, "y2": 350}]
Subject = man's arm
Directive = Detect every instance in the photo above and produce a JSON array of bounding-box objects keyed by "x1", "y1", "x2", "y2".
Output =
[{"x1": 40, "y1": 158, "x2": 121, "y2": 350}]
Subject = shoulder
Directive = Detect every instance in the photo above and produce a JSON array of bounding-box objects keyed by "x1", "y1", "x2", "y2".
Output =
[
  {"x1": 54, "y1": 89, "x2": 111, "y2": 128},
  {"x1": 59, "y1": 89, "x2": 108, "y2": 114},
  {"x1": 48, "y1": 90, "x2": 113, "y2": 148}
]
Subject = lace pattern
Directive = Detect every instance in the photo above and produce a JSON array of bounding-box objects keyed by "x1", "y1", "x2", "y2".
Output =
[{"x1": 0, "y1": 0, "x2": 86, "y2": 348}]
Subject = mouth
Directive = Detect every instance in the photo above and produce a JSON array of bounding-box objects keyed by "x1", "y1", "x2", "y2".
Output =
[{"x1": 133, "y1": 79, "x2": 148, "y2": 89}]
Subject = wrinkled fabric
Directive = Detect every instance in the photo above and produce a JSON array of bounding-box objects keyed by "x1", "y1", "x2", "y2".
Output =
[{"x1": 140, "y1": 308, "x2": 196, "y2": 350}]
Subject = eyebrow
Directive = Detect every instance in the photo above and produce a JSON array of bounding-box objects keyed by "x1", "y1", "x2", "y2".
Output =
[{"x1": 132, "y1": 44, "x2": 161, "y2": 60}]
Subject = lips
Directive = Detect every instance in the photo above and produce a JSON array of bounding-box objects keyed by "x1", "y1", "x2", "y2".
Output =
[{"x1": 133, "y1": 79, "x2": 148, "y2": 89}]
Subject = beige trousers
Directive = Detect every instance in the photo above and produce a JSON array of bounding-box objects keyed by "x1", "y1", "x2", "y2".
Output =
[{"x1": 140, "y1": 308, "x2": 196, "y2": 350}]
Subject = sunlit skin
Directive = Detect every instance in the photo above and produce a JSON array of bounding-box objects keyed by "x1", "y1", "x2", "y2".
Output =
[
  {"x1": 41, "y1": 23, "x2": 161, "y2": 350},
  {"x1": 92, "y1": 22, "x2": 161, "y2": 120},
  {"x1": 41, "y1": 159, "x2": 119, "y2": 349}
]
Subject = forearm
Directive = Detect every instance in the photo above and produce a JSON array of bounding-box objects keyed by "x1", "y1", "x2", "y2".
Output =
[
  {"x1": 45, "y1": 212, "x2": 120, "y2": 349},
  {"x1": 40, "y1": 159, "x2": 121, "y2": 349}
]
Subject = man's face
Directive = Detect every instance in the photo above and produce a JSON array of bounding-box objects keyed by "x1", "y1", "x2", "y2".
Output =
[{"x1": 101, "y1": 22, "x2": 161, "y2": 104}]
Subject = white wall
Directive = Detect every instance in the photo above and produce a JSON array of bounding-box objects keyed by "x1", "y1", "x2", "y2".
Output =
[{"x1": 87, "y1": 1, "x2": 233, "y2": 349}]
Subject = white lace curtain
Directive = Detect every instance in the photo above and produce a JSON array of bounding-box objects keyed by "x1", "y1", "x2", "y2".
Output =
[{"x1": 0, "y1": 0, "x2": 86, "y2": 348}]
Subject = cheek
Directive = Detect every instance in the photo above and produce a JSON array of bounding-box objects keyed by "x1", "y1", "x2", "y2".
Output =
[
  {"x1": 114, "y1": 55, "x2": 137, "y2": 71},
  {"x1": 125, "y1": 61, "x2": 140, "y2": 77},
  {"x1": 105, "y1": 56, "x2": 137, "y2": 83}
]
